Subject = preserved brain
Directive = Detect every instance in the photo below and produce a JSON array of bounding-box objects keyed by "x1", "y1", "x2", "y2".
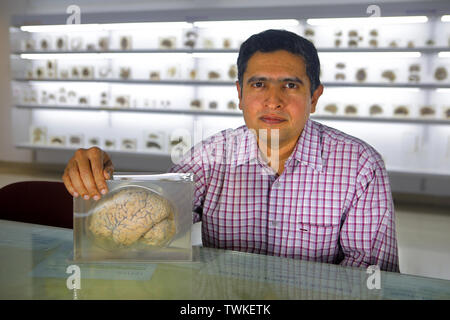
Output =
[
  {"x1": 88, "y1": 187, "x2": 175, "y2": 247},
  {"x1": 142, "y1": 219, "x2": 175, "y2": 246}
]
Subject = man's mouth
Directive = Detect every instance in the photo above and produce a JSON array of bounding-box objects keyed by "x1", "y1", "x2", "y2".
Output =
[{"x1": 260, "y1": 115, "x2": 287, "y2": 124}]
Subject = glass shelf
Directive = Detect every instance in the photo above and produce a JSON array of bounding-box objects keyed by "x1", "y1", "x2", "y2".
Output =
[
  {"x1": 15, "y1": 104, "x2": 243, "y2": 116},
  {"x1": 14, "y1": 104, "x2": 450, "y2": 124},
  {"x1": 10, "y1": 46, "x2": 450, "y2": 55},
  {"x1": 13, "y1": 78, "x2": 236, "y2": 86},
  {"x1": 15, "y1": 142, "x2": 169, "y2": 157},
  {"x1": 12, "y1": 78, "x2": 450, "y2": 89}
]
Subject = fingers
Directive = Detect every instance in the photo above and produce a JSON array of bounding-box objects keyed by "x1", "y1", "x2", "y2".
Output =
[
  {"x1": 68, "y1": 161, "x2": 90, "y2": 199},
  {"x1": 62, "y1": 147, "x2": 113, "y2": 201},
  {"x1": 76, "y1": 155, "x2": 101, "y2": 200},
  {"x1": 62, "y1": 168, "x2": 77, "y2": 197},
  {"x1": 91, "y1": 152, "x2": 109, "y2": 197}
]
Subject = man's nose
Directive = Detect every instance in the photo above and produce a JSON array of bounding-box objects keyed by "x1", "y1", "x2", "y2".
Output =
[{"x1": 263, "y1": 86, "x2": 283, "y2": 109}]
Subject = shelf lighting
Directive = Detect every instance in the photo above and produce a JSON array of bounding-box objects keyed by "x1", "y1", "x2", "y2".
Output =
[
  {"x1": 441, "y1": 15, "x2": 450, "y2": 22},
  {"x1": 318, "y1": 52, "x2": 421, "y2": 59},
  {"x1": 438, "y1": 52, "x2": 450, "y2": 58},
  {"x1": 307, "y1": 16, "x2": 428, "y2": 26},
  {"x1": 191, "y1": 52, "x2": 238, "y2": 59},
  {"x1": 19, "y1": 52, "x2": 237, "y2": 60},
  {"x1": 193, "y1": 19, "x2": 299, "y2": 29},
  {"x1": 435, "y1": 88, "x2": 450, "y2": 93},
  {"x1": 20, "y1": 22, "x2": 192, "y2": 33},
  {"x1": 19, "y1": 52, "x2": 191, "y2": 60}
]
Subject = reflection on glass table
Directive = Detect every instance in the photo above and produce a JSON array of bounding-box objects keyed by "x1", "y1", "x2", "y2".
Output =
[{"x1": 0, "y1": 219, "x2": 449, "y2": 300}]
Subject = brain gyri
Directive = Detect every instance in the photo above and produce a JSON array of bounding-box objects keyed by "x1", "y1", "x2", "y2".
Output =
[{"x1": 88, "y1": 187, "x2": 175, "y2": 247}]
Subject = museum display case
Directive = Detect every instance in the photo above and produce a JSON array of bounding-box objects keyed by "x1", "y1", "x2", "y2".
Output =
[{"x1": 8, "y1": 4, "x2": 450, "y2": 195}]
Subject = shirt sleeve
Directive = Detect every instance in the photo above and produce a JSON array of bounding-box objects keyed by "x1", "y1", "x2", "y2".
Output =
[
  {"x1": 339, "y1": 151, "x2": 400, "y2": 273},
  {"x1": 168, "y1": 142, "x2": 210, "y2": 223}
]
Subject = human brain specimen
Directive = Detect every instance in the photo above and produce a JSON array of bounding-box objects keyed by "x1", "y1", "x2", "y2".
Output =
[{"x1": 88, "y1": 186, "x2": 175, "y2": 248}]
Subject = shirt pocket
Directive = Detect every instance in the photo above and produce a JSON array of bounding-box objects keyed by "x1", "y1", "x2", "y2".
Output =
[{"x1": 294, "y1": 223, "x2": 340, "y2": 262}]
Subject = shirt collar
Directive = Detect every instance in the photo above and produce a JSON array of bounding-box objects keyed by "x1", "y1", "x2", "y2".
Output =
[{"x1": 236, "y1": 119, "x2": 323, "y2": 172}]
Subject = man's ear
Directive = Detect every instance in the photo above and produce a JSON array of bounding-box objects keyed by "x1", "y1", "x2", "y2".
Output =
[
  {"x1": 236, "y1": 81, "x2": 243, "y2": 110},
  {"x1": 310, "y1": 84, "x2": 324, "y2": 114}
]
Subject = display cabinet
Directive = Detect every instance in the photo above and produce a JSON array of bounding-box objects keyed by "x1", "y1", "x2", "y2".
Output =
[{"x1": 8, "y1": 2, "x2": 450, "y2": 195}]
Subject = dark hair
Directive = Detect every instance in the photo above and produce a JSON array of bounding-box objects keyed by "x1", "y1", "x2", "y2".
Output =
[{"x1": 237, "y1": 29, "x2": 321, "y2": 96}]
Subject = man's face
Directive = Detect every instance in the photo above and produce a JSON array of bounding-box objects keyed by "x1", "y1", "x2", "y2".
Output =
[{"x1": 237, "y1": 50, "x2": 323, "y2": 148}]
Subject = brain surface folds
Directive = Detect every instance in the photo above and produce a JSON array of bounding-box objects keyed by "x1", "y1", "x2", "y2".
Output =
[{"x1": 88, "y1": 186, "x2": 175, "y2": 247}]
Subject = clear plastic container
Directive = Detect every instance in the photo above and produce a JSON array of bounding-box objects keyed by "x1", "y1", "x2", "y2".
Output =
[{"x1": 73, "y1": 172, "x2": 194, "y2": 262}]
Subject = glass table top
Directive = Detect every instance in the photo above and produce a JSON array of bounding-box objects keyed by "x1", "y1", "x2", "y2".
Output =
[{"x1": 0, "y1": 219, "x2": 449, "y2": 300}]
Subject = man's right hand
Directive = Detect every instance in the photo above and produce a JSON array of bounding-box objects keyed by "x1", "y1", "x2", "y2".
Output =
[{"x1": 62, "y1": 147, "x2": 114, "y2": 200}]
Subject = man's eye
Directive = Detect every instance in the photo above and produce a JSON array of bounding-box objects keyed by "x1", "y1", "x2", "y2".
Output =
[
  {"x1": 285, "y1": 82, "x2": 298, "y2": 89},
  {"x1": 252, "y1": 82, "x2": 264, "y2": 88}
]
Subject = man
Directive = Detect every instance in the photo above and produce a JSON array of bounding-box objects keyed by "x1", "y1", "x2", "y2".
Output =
[{"x1": 63, "y1": 29, "x2": 399, "y2": 272}]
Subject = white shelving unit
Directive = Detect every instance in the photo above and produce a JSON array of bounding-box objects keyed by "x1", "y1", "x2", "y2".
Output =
[
  {"x1": 14, "y1": 104, "x2": 450, "y2": 125},
  {"x1": 8, "y1": 2, "x2": 450, "y2": 196},
  {"x1": 11, "y1": 77, "x2": 450, "y2": 89}
]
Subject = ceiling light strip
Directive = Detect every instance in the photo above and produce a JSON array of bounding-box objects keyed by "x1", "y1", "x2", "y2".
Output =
[{"x1": 307, "y1": 16, "x2": 428, "y2": 26}]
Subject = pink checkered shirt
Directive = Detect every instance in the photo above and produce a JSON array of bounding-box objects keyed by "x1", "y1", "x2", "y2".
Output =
[{"x1": 170, "y1": 119, "x2": 400, "y2": 272}]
